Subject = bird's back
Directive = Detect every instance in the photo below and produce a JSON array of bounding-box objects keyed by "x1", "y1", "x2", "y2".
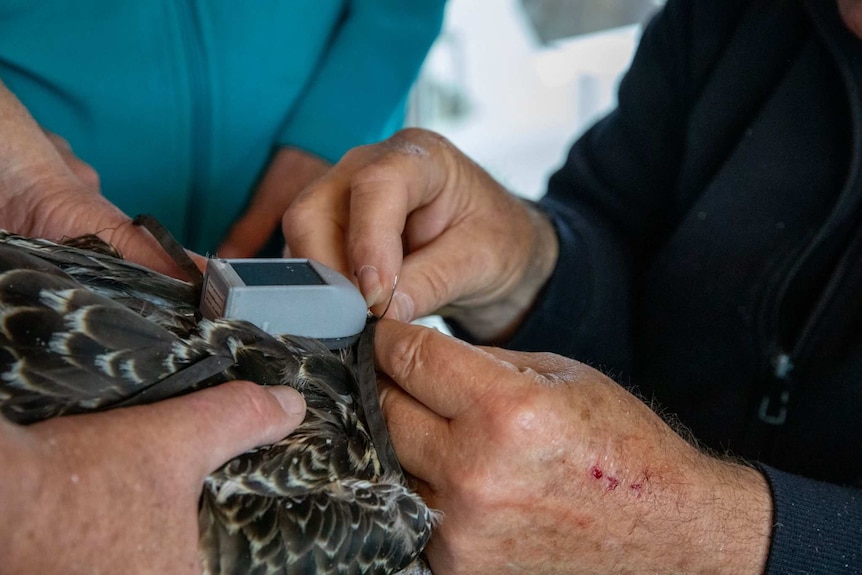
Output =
[{"x1": 0, "y1": 230, "x2": 434, "y2": 575}]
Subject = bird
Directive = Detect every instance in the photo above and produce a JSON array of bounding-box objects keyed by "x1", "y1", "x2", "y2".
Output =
[{"x1": 0, "y1": 225, "x2": 435, "y2": 575}]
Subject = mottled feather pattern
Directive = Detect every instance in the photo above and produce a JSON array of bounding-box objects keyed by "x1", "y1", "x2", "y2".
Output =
[
  {"x1": 0, "y1": 262, "x2": 197, "y2": 421},
  {"x1": 0, "y1": 230, "x2": 434, "y2": 575},
  {"x1": 0, "y1": 231, "x2": 198, "y2": 333}
]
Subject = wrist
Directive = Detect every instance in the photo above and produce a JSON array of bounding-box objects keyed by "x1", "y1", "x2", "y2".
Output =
[
  {"x1": 709, "y1": 460, "x2": 772, "y2": 573},
  {"x1": 683, "y1": 456, "x2": 773, "y2": 574},
  {"x1": 612, "y1": 449, "x2": 772, "y2": 574},
  {"x1": 444, "y1": 199, "x2": 559, "y2": 343}
]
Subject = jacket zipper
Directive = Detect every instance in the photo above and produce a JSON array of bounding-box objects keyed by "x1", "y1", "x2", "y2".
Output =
[
  {"x1": 758, "y1": 352, "x2": 792, "y2": 425},
  {"x1": 759, "y1": 1, "x2": 862, "y2": 427},
  {"x1": 760, "y1": 237, "x2": 858, "y2": 425}
]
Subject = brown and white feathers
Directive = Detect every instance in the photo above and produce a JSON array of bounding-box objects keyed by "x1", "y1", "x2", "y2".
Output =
[{"x1": 0, "y1": 230, "x2": 434, "y2": 575}]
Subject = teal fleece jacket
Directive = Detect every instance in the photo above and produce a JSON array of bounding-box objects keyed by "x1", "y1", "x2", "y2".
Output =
[{"x1": 0, "y1": 1, "x2": 445, "y2": 252}]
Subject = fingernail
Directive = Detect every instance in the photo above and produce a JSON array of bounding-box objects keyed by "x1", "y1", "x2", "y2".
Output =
[
  {"x1": 377, "y1": 383, "x2": 389, "y2": 406},
  {"x1": 358, "y1": 265, "x2": 383, "y2": 306},
  {"x1": 389, "y1": 291, "x2": 415, "y2": 322},
  {"x1": 266, "y1": 386, "x2": 306, "y2": 418}
]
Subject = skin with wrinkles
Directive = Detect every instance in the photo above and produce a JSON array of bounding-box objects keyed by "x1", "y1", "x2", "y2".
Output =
[
  {"x1": 0, "y1": 79, "x2": 308, "y2": 574},
  {"x1": 283, "y1": 129, "x2": 559, "y2": 342},
  {"x1": 282, "y1": 127, "x2": 773, "y2": 573},
  {"x1": 374, "y1": 320, "x2": 771, "y2": 575}
]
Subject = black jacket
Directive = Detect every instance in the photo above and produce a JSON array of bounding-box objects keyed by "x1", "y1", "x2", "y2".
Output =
[{"x1": 508, "y1": 0, "x2": 862, "y2": 571}]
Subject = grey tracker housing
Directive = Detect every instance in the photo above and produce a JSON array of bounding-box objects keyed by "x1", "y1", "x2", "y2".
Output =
[{"x1": 200, "y1": 258, "x2": 367, "y2": 349}]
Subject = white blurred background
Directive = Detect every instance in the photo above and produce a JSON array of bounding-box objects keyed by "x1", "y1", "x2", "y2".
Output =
[{"x1": 409, "y1": 0, "x2": 664, "y2": 200}]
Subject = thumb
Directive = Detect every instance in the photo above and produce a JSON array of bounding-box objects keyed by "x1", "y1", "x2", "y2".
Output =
[{"x1": 144, "y1": 381, "x2": 306, "y2": 475}]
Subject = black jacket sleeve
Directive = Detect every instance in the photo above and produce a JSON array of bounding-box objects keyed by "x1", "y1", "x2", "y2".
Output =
[
  {"x1": 503, "y1": 0, "x2": 862, "y2": 571},
  {"x1": 506, "y1": 0, "x2": 708, "y2": 368},
  {"x1": 760, "y1": 465, "x2": 862, "y2": 573}
]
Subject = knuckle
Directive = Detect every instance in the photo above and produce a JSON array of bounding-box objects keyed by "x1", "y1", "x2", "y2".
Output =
[
  {"x1": 46, "y1": 132, "x2": 71, "y2": 150},
  {"x1": 350, "y1": 164, "x2": 394, "y2": 196},
  {"x1": 281, "y1": 197, "x2": 316, "y2": 235},
  {"x1": 493, "y1": 392, "x2": 545, "y2": 441},
  {"x1": 341, "y1": 142, "x2": 376, "y2": 163},
  {"x1": 392, "y1": 127, "x2": 452, "y2": 153},
  {"x1": 350, "y1": 150, "x2": 415, "y2": 195},
  {"x1": 385, "y1": 325, "x2": 435, "y2": 382},
  {"x1": 417, "y1": 265, "x2": 452, "y2": 311},
  {"x1": 220, "y1": 381, "x2": 279, "y2": 424}
]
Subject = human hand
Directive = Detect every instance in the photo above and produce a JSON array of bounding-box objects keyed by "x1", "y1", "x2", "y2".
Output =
[
  {"x1": 0, "y1": 381, "x2": 306, "y2": 575},
  {"x1": 283, "y1": 129, "x2": 559, "y2": 342},
  {"x1": 218, "y1": 146, "x2": 330, "y2": 258},
  {"x1": 41, "y1": 130, "x2": 102, "y2": 194},
  {"x1": 375, "y1": 320, "x2": 772, "y2": 574},
  {"x1": 0, "y1": 80, "x2": 204, "y2": 278}
]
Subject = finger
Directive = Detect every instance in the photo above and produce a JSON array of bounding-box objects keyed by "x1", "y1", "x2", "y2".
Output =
[
  {"x1": 346, "y1": 139, "x2": 455, "y2": 309},
  {"x1": 346, "y1": 159, "x2": 440, "y2": 308},
  {"x1": 42, "y1": 130, "x2": 72, "y2": 151},
  {"x1": 479, "y1": 346, "x2": 603, "y2": 389},
  {"x1": 375, "y1": 319, "x2": 513, "y2": 418},
  {"x1": 378, "y1": 376, "x2": 449, "y2": 484},
  {"x1": 188, "y1": 251, "x2": 208, "y2": 273},
  {"x1": 128, "y1": 381, "x2": 306, "y2": 476},
  {"x1": 391, "y1": 224, "x2": 504, "y2": 322},
  {"x1": 285, "y1": 132, "x2": 456, "y2": 310},
  {"x1": 26, "y1": 192, "x2": 193, "y2": 280},
  {"x1": 282, "y1": 167, "x2": 353, "y2": 278}
]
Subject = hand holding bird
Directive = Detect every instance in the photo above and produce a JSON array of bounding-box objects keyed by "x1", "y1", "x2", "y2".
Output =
[
  {"x1": 0, "y1": 380, "x2": 305, "y2": 575},
  {"x1": 375, "y1": 319, "x2": 772, "y2": 575},
  {"x1": 0, "y1": 230, "x2": 434, "y2": 574}
]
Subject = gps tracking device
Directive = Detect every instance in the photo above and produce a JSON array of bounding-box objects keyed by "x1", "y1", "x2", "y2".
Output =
[{"x1": 200, "y1": 258, "x2": 367, "y2": 349}]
